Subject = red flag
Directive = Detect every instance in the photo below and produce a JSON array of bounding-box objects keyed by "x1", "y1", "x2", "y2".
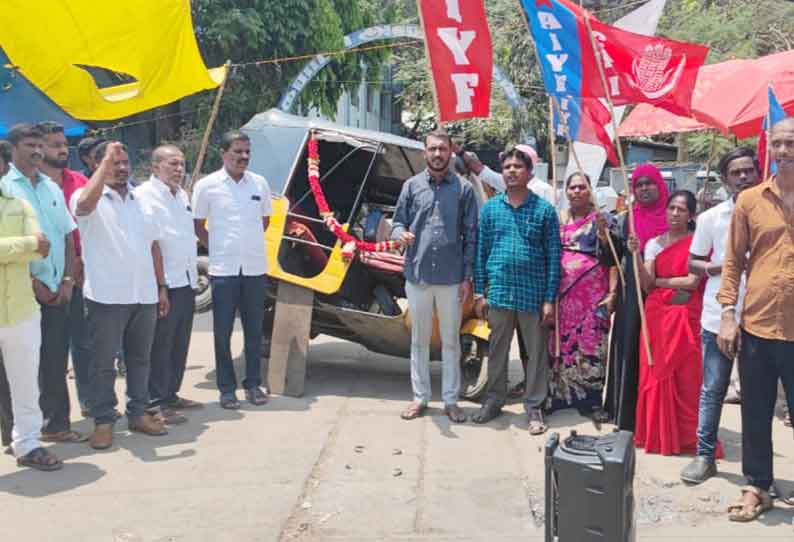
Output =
[
  {"x1": 585, "y1": 18, "x2": 708, "y2": 117},
  {"x1": 578, "y1": 98, "x2": 618, "y2": 165},
  {"x1": 417, "y1": 0, "x2": 493, "y2": 121},
  {"x1": 523, "y1": 0, "x2": 708, "y2": 117}
]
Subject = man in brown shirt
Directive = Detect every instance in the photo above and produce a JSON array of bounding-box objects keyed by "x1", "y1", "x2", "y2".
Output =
[{"x1": 718, "y1": 117, "x2": 794, "y2": 521}]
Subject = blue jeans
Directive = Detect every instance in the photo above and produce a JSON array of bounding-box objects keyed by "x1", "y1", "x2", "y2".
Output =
[
  {"x1": 739, "y1": 330, "x2": 794, "y2": 491},
  {"x1": 210, "y1": 274, "x2": 266, "y2": 395},
  {"x1": 696, "y1": 330, "x2": 733, "y2": 461}
]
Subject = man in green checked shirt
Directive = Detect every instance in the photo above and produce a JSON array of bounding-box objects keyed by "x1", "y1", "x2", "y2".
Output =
[{"x1": 473, "y1": 147, "x2": 561, "y2": 434}]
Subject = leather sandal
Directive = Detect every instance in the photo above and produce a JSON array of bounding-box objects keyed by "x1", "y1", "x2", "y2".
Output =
[
  {"x1": 41, "y1": 430, "x2": 89, "y2": 443},
  {"x1": 17, "y1": 447, "x2": 62, "y2": 471},
  {"x1": 528, "y1": 409, "x2": 548, "y2": 435},
  {"x1": 444, "y1": 404, "x2": 467, "y2": 423},
  {"x1": 400, "y1": 402, "x2": 426, "y2": 420},
  {"x1": 128, "y1": 414, "x2": 168, "y2": 436},
  {"x1": 728, "y1": 486, "x2": 773, "y2": 522}
]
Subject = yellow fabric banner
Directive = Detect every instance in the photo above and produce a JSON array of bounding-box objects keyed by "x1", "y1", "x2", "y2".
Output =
[{"x1": 0, "y1": 0, "x2": 224, "y2": 120}]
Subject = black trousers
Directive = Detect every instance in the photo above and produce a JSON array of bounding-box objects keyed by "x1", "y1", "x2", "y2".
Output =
[
  {"x1": 148, "y1": 286, "x2": 195, "y2": 408},
  {"x1": 39, "y1": 303, "x2": 71, "y2": 433},
  {"x1": 739, "y1": 330, "x2": 794, "y2": 491}
]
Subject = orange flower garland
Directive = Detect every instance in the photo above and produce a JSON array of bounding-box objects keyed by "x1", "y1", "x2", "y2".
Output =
[{"x1": 307, "y1": 135, "x2": 402, "y2": 257}]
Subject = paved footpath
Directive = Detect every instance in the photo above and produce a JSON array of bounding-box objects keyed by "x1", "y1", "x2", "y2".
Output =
[{"x1": 1, "y1": 313, "x2": 792, "y2": 541}]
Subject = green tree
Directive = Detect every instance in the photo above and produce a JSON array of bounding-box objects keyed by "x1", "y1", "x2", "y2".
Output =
[
  {"x1": 173, "y1": 0, "x2": 392, "y2": 172},
  {"x1": 657, "y1": 0, "x2": 794, "y2": 161}
]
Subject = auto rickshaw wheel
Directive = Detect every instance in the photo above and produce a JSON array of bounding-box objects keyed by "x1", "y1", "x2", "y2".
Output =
[
  {"x1": 194, "y1": 256, "x2": 212, "y2": 313},
  {"x1": 460, "y1": 334, "x2": 489, "y2": 401}
]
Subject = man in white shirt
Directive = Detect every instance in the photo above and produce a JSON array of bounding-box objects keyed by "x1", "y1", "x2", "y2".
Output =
[
  {"x1": 192, "y1": 131, "x2": 272, "y2": 410},
  {"x1": 136, "y1": 146, "x2": 201, "y2": 425},
  {"x1": 463, "y1": 144, "x2": 555, "y2": 203},
  {"x1": 680, "y1": 147, "x2": 759, "y2": 485},
  {"x1": 73, "y1": 142, "x2": 170, "y2": 450}
]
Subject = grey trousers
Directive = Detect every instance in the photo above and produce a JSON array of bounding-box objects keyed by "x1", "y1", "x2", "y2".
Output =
[
  {"x1": 485, "y1": 308, "x2": 548, "y2": 410},
  {"x1": 85, "y1": 300, "x2": 157, "y2": 425}
]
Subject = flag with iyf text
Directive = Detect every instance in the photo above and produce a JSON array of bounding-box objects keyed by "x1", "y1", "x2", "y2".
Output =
[
  {"x1": 521, "y1": 0, "x2": 708, "y2": 117},
  {"x1": 417, "y1": 0, "x2": 493, "y2": 121}
]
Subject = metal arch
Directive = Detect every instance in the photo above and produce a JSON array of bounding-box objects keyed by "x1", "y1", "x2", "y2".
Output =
[{"x1": 277, "y1": 24, "x2": 524, "y2": 113}]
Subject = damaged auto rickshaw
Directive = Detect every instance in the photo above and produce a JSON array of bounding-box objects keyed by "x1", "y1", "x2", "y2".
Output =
[{"x1": 239, "y1": 109, "x2": 491, "y2": 400}]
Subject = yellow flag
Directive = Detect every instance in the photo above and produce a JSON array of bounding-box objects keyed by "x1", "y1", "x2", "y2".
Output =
[{"x1": 0, "y1": 0, "x2": 225, "y2": 120}]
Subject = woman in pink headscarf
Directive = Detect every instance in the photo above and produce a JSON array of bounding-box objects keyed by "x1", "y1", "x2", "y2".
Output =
[
  {"x1": 604, "y1": 163, "x2": 670, "y2": 431},
  {"x1": 631, "y1": 163, "x2": 670, "y2": 250}
]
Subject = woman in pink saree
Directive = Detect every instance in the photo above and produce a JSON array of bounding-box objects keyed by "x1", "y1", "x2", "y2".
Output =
[{"x1": 547, "y1": 173, "x2": 617, "y2": 421}]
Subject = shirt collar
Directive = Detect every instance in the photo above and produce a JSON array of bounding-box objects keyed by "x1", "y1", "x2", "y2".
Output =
[
  {"x1": 102, "y1": 183, "x2": 135, "y2": 201},
  {"x1": 222, "y1": 167, "x2": 249, "y2": 184},
  {"x1": 6, "y1": 163, "x2": 50, "y2": 187},
  {"x1": 499, "y1": 190, "x2": 536, "y2": 209},
  {"x1": 424, "y1": 168, "x2": 454, "y2": 185}
]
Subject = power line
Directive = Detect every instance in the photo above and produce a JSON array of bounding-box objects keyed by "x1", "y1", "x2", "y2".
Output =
[{"x1": 231, "y1": 40, "x2": 423, "y2": 68}]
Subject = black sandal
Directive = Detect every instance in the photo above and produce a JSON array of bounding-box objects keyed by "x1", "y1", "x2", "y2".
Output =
[
  {"x1": 220, "y1": 395, "x2": 241, "y2": 410},
  {"x1": 507, "y1": 381, "x2": 527, "y2": 399},
  {"x1": 17, "y1": 447, "x2": 63, "y2": 471},
  {"x1": 471, "y1": 400, "x2": 502, "y2": 424}
]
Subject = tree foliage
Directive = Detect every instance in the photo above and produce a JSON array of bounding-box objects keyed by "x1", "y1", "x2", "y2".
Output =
[
  {"x1": 657, "y1": 0, "x2": 794, "y2": 160},
  {"x1": 176, "y1": 0, "x2": 392, "y2": 171}
]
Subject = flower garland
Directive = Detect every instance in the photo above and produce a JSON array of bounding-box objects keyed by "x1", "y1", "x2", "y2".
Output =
[{"x1": 307, "y1": 135, "x2": 402, "y2": 258}]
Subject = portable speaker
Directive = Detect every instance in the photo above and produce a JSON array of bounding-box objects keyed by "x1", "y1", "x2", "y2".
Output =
[{"x1": 545, "y1": 430, "x2": 636, "y2": 542}]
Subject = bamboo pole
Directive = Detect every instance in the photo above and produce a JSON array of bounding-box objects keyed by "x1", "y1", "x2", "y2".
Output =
[
  {"x1": 187, "y1": 60, "x2": 232, "y2": 193},
  {"x1": 763, "y1": 94, "x2": 772, "y2": 181},
  {"x1": 548, "y1": 97, "x2": 561, "y2": 358},
  {"x1": 582, "y1": 13, "x2": 654, "y2": 366},
  {"x1": 699, "y1": 132, "x2": 718, "y2": 211},
  {"x1": 565, "y1": 128, "x2": 626, "y2": 289}
]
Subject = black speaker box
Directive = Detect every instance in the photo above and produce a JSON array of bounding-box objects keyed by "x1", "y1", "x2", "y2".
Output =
[{"x1": 545, "y1": 430, "x2": 636, "y2": 542}]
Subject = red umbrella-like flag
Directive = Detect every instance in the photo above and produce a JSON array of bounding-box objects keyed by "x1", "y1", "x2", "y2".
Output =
[
  {"x1": 691, "y1": 50, "x2": 794, "y2": 138},
  {"x1": 619, "y1": 50, "x2": 794, "y2": 138}
]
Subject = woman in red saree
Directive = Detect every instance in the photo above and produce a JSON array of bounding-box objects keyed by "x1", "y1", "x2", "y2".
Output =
[{"x1": 629, "y1": 190, "x2": 707, "y2": 456}]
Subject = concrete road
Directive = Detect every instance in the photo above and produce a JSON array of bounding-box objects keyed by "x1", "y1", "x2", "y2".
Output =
[{"x1": 0, "y1": 312, "x2": 792, "y2": 541}]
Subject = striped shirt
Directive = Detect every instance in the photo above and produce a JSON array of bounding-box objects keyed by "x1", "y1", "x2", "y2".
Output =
[{"x1": 475, "y1": 191, "x2": 561, "y2": 313}]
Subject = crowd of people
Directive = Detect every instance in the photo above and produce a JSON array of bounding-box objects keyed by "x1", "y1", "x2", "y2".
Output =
[
  {"x1": 0, "y1": 117, "x2": 792, "y2": 523},
  {"x1": 0, "y1": 123, "x2": 270, "y2": 470},
  {"x1": 393, "y1": 122, "x2": 794, "y2": 523}
]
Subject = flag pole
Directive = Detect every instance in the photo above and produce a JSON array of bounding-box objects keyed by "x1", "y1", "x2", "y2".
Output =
[
  {"x1": 763, "y1": 84, "x2": 772, "y2": 181},
  {"x1": 582, "y1": 12, "x2": 654, "y2": 366},
  {"x1": 548, "y1": 97, "x2": 561, "y2": 358},
  {"x1": 187, "y1": 60, "x2": 232, "y2": 193},
  {"x1": 565, "y1": 123, "x2": 626, "y2": 289},
  {"x1": 698, "y1": 131, "x2": 717, "y2": 212}
]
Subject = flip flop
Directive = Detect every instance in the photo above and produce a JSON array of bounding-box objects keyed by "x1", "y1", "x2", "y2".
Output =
[
  {"x1": 41, "y1": 430, "x2": 89, "y2": 443},
  {"x1": 728, "y1": 486, "x2": 773, "y2": 522},
  {"x1": 16, "y1": 447, "x2": 63, "y2": 472},
  {"x1": 400, "y1": 402, "x2": 426, "y2": 420}
]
